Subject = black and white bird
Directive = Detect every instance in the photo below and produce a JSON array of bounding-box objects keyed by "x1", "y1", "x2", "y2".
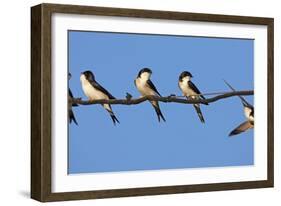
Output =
[
  {"x1": 68, "y1": 73, "x2": 78, "y2": 125},
  {"x1": 80, "y1": 70, "x2": 120, "y2": 125},
  {"x1": 178, "y1": 71, "x2": 208, "y2": 123},
  {"x1": 224, "y1": 80, "x2": 254, "y2": 136},
  {"x1": 134, "y1": 68, "x2": 166, "y2": 122}
]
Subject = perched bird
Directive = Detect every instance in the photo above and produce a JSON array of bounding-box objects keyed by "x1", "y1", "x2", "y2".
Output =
[
  {"x1": 134, "y1": 68, "x2": 166, "y2": 122},
  {"x1": 68, "y1": 73, "x2": 78, "y2": 125},
  {"x1": 178, "y1": 71, "x2": 208, "y2": 123},
  {"x1": 80, "y1": 70, "x2": 120, "y2": 125},
  {"x1": 224, "y1": 80, "x2": 254, "y2": 136}
]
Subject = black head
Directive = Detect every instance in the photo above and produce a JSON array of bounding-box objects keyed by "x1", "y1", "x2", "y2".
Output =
[
  {"x1": 68, "y1": 72, "x2": 72, "y2": 80},
  {"x1": 82, "y1": 70, "x2": 95, "y2": 81},
  {"x1": 179, "y1": 71, "x2": 193, "y2": 81},
  {"x1": 137, "y1": 67, "x2": 152, "y2": 78}
]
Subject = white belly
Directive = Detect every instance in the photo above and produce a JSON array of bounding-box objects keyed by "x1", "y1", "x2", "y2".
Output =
[
  {"x1": 82, "y1": 81, "x2": 109, "y2": 100},
  {"x1": 135, "y1": 78, "x2": 156, "y2": 96},
  {"x1": 179, "y1": 81, "x2": 197, "y2": 98},
  {"x1": 244, "y1": 106, "x2": 254, "y2": 122}
]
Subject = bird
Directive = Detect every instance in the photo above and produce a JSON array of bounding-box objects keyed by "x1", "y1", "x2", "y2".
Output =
[
  {"x1": 134, "y1": 68, "x2": 166, "y2": 122},
  {"x1": 178, "y1": 71, "x2": 208, "y2": 123},
  {"x1": 80, "y1": 70, "x2": 120, "y2": 125},
  {"x1": 224, "y1": 80, "x2": 254, "y2": 136},
  {"x1": 68, "y1": 73, "x2": 78, "y2": 125}
]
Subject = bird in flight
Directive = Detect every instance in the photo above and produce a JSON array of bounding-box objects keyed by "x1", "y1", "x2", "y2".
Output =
[
  {"x1": 68, "y1": 73, "x2": 78, "y2": 125},
  {"x1": 134, "y1": 68, "x2": 166, "y2": 122},
  {"x1": 224, "y1": 80, "x2": 254, "y2": 136},
  {"x1": 178, "y1": 71, "x2": 208, "y2": 123},
  {"x1": 80, "y1": 70, "x2": 120, "y2": 125}
]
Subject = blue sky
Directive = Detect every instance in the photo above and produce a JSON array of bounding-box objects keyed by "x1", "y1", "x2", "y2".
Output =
[{"x1": 68, "y1": 30, "x2": 254, "y2": 174}]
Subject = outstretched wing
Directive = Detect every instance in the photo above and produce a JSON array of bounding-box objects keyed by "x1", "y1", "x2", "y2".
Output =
[
  {"x1": 188, "y1": 81, "x2": 206, "y2": 100},
  {"x1": 229, "y1": 121, "x2": 253, "y2": 136},
  {"x1": 147, "y1": 79, "x2": 161, "y2": 97},
  {"x1": 89, "y1": 80, "x2": 116, "y2": 99}
]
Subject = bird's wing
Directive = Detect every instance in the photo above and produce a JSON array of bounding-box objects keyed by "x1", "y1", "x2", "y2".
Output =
[
  {"x1": 224, "y1": 80, "x2": 253, "y2": 107},
  {"x1": 188, "y1": 81, "x2": 206, "y2": 99},
  {"x1": 229, "y1": 121, "x2": 253, "y2": 136},
  {"x1": 89, "y1": 80, "x2": 116, "y2": 99},
  {"x1": 69, "y1": 88, "x2": 74, "y2": 98},
  {"x1": 68, "y1": 89, "x2": 78, "y2": 106},
  {"x1": 147, "y1": 79, "x2": 161, "y2": 96},
  {"x1": 250, "y1": 108, "x2": 254, "y2": 117}
]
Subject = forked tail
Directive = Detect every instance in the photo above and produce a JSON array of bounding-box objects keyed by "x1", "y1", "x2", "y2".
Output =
[
  {"x1": 109, "y1": 112, "x2": 120, "y2": 125},
  {"x1": 193, "y1": 104, "x2": 205, "y2": 123},
  {"x1": 69, "y1": 109, "x2": 78, "y2": 125},
  {"x1": 153, "y1": 104, "x2": 166, "y2": 122}
]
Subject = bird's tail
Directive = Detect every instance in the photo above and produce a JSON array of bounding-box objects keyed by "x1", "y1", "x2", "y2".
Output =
[
  {"x1": 152, "y1": 103, "x2": 166, "y2": 122},
  {"x1": 109, "y1": 112, "x2": 120, "y2": 125},
  {"x1": 69, "y1": 109, "x2": 78, "y2": 125},
  {"x1": 193, "y1": 104, "x2": 205, "y2": 123},
  {"x1": 104, "y1": 104, "x2": 120, "y2": 125}
]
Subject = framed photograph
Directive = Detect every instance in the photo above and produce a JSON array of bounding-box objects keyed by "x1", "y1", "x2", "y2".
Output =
[{"x1": 31, "y1": 3, "x2": 274, "y2": 202}]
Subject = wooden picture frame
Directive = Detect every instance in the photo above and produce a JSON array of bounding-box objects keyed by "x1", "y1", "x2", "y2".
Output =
[{"x1": 31, "y1": 3, "x2": 274, "y2": 202}]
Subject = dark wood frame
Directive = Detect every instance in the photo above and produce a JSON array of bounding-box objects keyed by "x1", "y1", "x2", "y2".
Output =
[{"x1": 31, "y1": 3, "x2": 274, "y2": 202}]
